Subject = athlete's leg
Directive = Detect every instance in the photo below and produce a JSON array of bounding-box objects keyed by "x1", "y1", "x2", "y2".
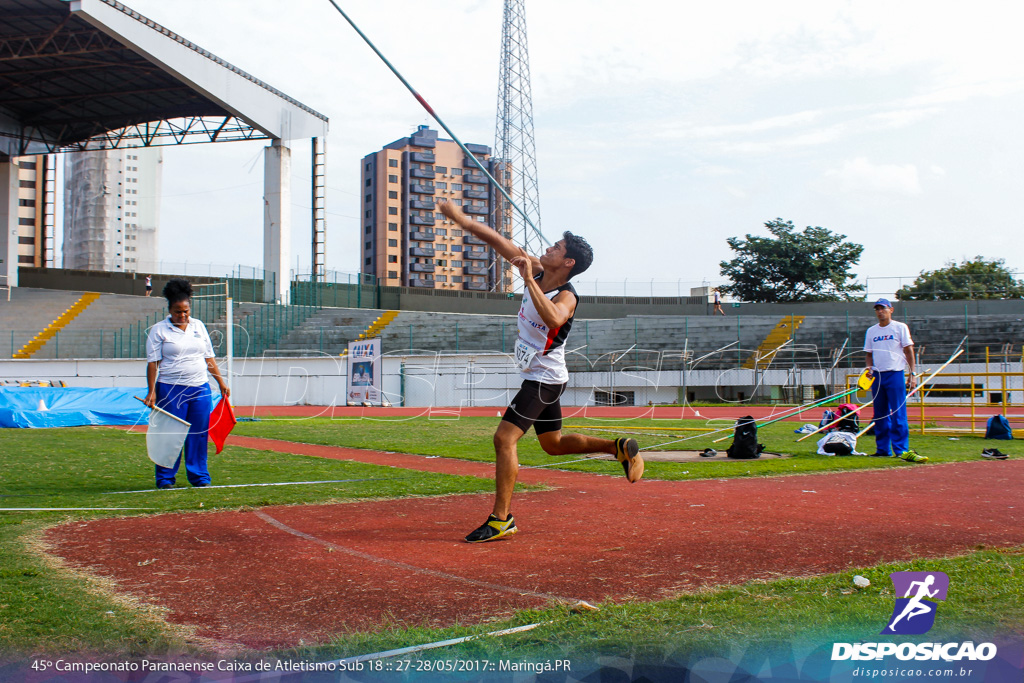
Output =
[
  {"x1": 492, "y1": 420, "x2": 526, "y2": 520},
  {"x1": 532, "y1": 382, "x2": 618, "y2": 456},
  {"x1": 489, "y1": 381, "x2": 547, "y2": 521},
  {"x1": 537, "y1": 430, "x2": 617, "y2": 456},
  {"x1": 533, "y1": 384, "x2": 643, "y2": 482}
]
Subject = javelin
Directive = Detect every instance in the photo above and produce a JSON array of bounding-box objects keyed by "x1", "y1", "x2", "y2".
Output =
[{"x1": 326, "y1": 0, "x2": 548, "y2": 246}]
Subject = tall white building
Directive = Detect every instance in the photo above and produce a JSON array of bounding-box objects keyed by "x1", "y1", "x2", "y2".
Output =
[{"x1": 62, "y1": 147, "x2": 161, "y2": 273}]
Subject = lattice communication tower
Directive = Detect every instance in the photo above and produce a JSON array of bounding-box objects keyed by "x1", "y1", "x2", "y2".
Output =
[{"x1": 494, "y1": 0, "x2": 546, "y2": 290}]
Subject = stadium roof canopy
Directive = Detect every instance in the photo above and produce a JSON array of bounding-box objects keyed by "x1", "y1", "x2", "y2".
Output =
[{"x1": 0, "y1": 0, "x2": 328, "y2": 160}]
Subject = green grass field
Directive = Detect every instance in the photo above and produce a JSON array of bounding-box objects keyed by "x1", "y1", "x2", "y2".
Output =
[
  {"x1": 1, "y1": 418, "x2": 1021, "y2": 663},
  {"x1": 233, "y1": 414, "x2": 1003, "y2": 479}
]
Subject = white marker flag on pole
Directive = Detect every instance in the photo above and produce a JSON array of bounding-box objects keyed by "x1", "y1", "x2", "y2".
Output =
[{"x1": 136, "y1": 397, "x2": 190, "y2": 468}]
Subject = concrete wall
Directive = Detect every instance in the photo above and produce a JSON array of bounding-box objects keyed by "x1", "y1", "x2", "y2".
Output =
[{"x1": 18, "y1": 267, "x2": 221, "y2": 297}]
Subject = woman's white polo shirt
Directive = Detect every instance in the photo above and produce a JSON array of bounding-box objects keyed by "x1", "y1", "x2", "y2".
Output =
[{"x1": 146, "y1": 317, "x2": 215, "y2": 387}]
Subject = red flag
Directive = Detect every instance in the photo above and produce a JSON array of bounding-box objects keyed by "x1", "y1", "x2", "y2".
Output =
[{"x1": 208, "y1": 397, "x2": 236, "y2": 454}]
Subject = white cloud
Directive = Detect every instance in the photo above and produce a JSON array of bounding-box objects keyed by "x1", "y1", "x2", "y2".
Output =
[{"x1": 823, "y1": 158, "x2": 922, "y2": 197}]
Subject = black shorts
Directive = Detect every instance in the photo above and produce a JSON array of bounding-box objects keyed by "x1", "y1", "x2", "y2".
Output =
[{"x1": 502, "y1": 380, "x2": 567, "y2": 435}]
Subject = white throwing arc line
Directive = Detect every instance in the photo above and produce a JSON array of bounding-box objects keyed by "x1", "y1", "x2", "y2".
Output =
[{"x1": 254, "y1": 510, "x2": 579, "y2": 604}]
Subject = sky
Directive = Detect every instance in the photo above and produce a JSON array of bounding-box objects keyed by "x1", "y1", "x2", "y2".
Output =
[{"x1": 103, "y1": 0, "x2": 1024, "y2": 297}]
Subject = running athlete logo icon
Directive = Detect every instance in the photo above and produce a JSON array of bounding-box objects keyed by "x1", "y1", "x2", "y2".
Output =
[{"x1": 881, "y1": 571, "x2": 949, "y2": 635}]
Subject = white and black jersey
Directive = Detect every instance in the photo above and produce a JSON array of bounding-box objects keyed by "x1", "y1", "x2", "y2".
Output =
[{"x1": 516, "y1": 274, "x2": 578, "y2": 384}]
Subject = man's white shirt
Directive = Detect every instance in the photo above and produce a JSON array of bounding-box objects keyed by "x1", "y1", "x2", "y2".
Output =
[{"x1": 864, "y1": 320, "x2": 913, "y2": 372}]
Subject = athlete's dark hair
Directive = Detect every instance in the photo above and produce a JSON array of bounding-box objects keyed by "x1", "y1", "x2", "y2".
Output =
[
  {"x1": 163, "y1": 278, "x2": 193, "y2": 306},
  {"x1": 562, "y1": 231, "x2": 593, "y2": 279}
]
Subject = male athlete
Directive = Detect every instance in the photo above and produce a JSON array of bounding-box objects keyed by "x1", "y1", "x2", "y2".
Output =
[
  {"x1": 864, "y1": 298, "x2": 925, "y2": 462},
  {"x1": 438, "y1": 200, "x2": 644, "y2": 543}
]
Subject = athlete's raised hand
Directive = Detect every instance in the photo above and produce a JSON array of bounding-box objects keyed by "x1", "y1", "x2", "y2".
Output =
[{"x1": 510, "y1": 255, "x2": 533, "y2": 281}]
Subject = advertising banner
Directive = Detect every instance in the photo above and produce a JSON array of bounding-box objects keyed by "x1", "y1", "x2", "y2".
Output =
[{"x1": 347, "y1": 337, "x2": 382, "y2": 405}]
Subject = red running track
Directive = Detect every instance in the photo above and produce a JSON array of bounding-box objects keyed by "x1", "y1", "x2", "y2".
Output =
[{"x1": 45, "y1": 437, "x2": 1024, "y2": 649}]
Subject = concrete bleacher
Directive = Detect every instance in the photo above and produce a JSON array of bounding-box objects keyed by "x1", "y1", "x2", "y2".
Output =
[
  {"x1": 232, "y1": 309, "x2": 1024, "y2": 366},
  {"x1": 266, "y1": 308, "x2": 388, "y2": 355},
  {"x1": 28, "y1": 292, "x2": 169, "y2": 359},
  {"x1": 4, "y1": 286, "x2": 1023, "y2": 365},
  {"x1": 1, "y1": 288, "x2": 95, "y2": 358},
  {"x1": 381, "y1": 310, "x2": 519, "y2": 354}
]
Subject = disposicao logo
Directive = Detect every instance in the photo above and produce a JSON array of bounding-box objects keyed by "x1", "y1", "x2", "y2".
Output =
[
  {"x1": 882, "y1": 571, "x2": 948, "y2": 635},
  {"x1": 831, "y1": 570, "x2": 998, "y2": 662}
]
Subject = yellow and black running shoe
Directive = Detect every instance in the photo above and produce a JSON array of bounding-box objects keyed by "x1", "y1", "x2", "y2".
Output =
[
  {"x1": 615, "y1": 437, "x2": 644, "y2": 483},
  {"x1": 465, "y1": 513, "x2": 518, "y2": 543},
  {"x1": 899, "y1": 450, "x2": 928, "y2": 463}
]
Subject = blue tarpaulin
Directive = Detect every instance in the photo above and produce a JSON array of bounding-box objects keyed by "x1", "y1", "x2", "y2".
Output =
[{"x1": 0, "y1": 387, "x2": 150, "y2": 428}]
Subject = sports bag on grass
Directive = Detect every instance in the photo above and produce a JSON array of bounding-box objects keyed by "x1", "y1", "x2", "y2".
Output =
[
  {"x1": 836, "y1": 403, "x2": 859, "y2": 433},
  {"x1": 727, "y1": 415, "x2": 765, "y2": 460},
  {"x1": 986, "y1": 414, "x2": 1013, "y2": 440}
]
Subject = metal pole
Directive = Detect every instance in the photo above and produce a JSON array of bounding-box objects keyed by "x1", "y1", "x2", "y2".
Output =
[
  {"x1": 226, "y1": 297, "x2": 234, "y2": 396},
  {"x1": 846, "y1": 311, "x2": 850, "y2": 369},
  {"x1": 964, "y1": 303, "x2": 970, "y2": 362},
  {"x1": 920, "y1": 377, "x2": 925, "y2": 435},
  {"x1": 737, "y1": 316, "x2": 741, "y2": 369}
]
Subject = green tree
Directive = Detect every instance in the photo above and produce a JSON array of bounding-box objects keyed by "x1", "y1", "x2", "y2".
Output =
[
  {"x1": 896, "y1": 257, "x2": 1024, "y2": 300},
  {"x1": 719, "y1": 219, "x2": 865, "y2": 303}
]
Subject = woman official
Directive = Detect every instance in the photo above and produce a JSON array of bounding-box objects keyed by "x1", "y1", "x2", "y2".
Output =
[{"x1": 143, "y1": 278, "x2": 230, "y2": 488}]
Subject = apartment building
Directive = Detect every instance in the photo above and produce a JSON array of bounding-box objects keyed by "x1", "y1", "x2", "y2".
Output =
[
  {"x1": 11, "y1": 155, "x2": 55, "y2": 268},
  {"x1": 360, "y1": 126, "x2": 512, "y2": 291},
  {"x1": 63, "y1": 147, "x2": 161, "y2": 273}
]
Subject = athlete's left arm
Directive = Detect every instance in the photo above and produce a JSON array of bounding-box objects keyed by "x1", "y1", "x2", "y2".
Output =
[
  {"x1": 514, "y1": 256, "x2": 577, "y2": 329},
  {"x1": 524, "y1": 277, "x2": 576, "y2": 330}
]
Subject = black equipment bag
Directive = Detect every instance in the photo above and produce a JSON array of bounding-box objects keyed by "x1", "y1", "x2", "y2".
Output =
[{"x1": 727, "y1": 415, "x2": 766, "y2": 459}]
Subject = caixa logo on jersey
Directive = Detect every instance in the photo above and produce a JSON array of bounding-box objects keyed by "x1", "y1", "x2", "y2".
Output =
[{"x1": 882, "y1": 571, "x2": 949, "y2": 635}]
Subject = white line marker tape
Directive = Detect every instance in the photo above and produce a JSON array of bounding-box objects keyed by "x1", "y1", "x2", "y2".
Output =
[{"x1": 335, "y1": 623, "x2": 544, "y2": 664}]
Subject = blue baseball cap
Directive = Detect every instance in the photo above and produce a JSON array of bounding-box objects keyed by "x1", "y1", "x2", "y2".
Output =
[{"x1": 873, "y1": 298, "x2": 893, "y2": 309}]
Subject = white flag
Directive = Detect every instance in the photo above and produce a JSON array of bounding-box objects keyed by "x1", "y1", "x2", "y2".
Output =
[{"x1": 146, "y1": 407, "x2": 190, "y2": 468}]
